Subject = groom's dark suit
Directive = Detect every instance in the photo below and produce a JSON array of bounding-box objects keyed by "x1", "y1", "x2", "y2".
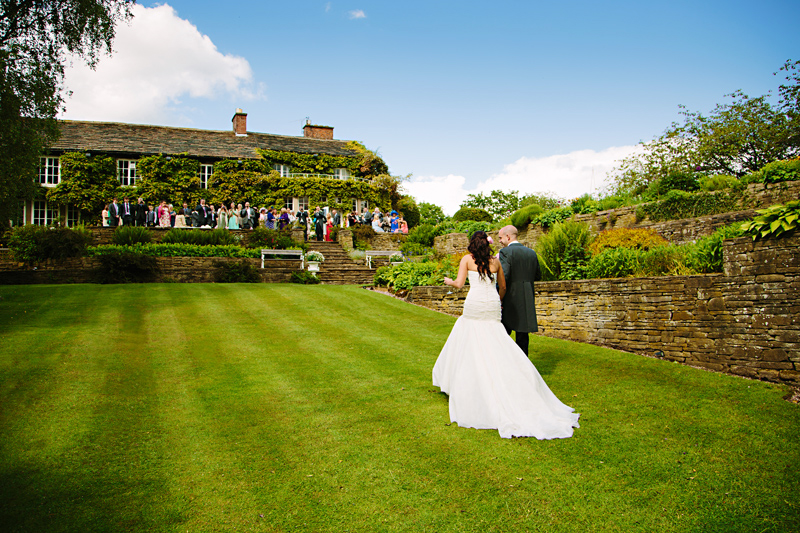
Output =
[{"x1": 498, "y1": 241, "x2": 541, "y2": 356}]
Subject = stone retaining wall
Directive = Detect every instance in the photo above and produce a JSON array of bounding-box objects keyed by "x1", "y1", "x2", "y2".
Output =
[
  {"x1": 408, "y1": 235, "x2": 800, "y2": 385},
  {"x1": 0, "y1": 256, "x2": 300, "y2": 284}
]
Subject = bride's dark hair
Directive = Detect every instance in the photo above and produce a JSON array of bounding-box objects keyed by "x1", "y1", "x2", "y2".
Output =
[{"x1": 468, "y1": 231, "x2": 492, "y2": 279}]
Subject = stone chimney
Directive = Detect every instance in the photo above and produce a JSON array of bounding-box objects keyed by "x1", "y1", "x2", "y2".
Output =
[
  {"x1": 303, "y1": 120, "x2": 333, "y2": 140},
  {"x1": 232, "y1": 108, "x2": 247, "y2": 136}
]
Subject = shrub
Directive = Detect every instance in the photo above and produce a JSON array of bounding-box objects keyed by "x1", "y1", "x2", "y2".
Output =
[
  {"x1": 112, "y1": 225, "x2": 152, "y2": 246},
  {"x1": 570, "y1": 194, "x2": 600, "y2": 215},
  {"x1": 531, "y1": 207, "x2": 574, "y2": 229},
  {"x1": 162, "y1": 228, "x2": 239, "y2": 246},
  {"x1": 452, "y1": 207, "x2": 492, "y2": 223},
  {"x1": 760, "y1": 158, "x2": 800, "y2": 184},
  {"x1": 510, "y1": 204, "x2": 544, "y2": 230},
  {"x1": 535, "y1": 220, "x2": 594, "y2": 280},
  {"x1": 686, "y1": 223, "x2": 745, "y2": 273},
  {"x1": 586, "y1": 245, "x2": 691, "y2": 279},
  {"x1": 8, "y1": 225, "x2": 93, "y2": 263},
  {"x1": 373, "y1": 255, "x2": 461, "y2": 291},
  {"x1": 246, "y1": 228, "x2": 297, "y2": 250},
  {"x1": 88, "y1": 243, "x2": 260, "y2": 258},
  {"x1": 455, "y1": 220, "x2": 491, "y2": 238},
  {"x1": 637, "y1": 189, "x2": 741, "y2": 222},
  {"x1": 96, "y1": 251, "x2": 160, "y2": 283},
  {"x1": 648, "y1": 171, "x2": 700, "y2": 198},
  {"x1": 740, "y1": 200, "x2": 800, "y2": 240},
  {"x1": 698, "y1": 174, "x2": 741, "y2": 192},
  {"x1": 399, "y1": 241, "x2": 433, "y2": 256},
  {"x1": 406, "y1": 223, "x2": 438, "y2": 247},
  {"x1": 290, "y1": 271, "x2": 321, "y2": 284},
  {"x1": 589, "y1": 228, "x2": 668, "y2": 255},
  {"x1": 352, "y1": 224, "x2": 376, "y2": 249}
]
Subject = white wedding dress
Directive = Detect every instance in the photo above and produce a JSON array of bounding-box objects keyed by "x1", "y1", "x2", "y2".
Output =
[{"x1": 432, "y1": 270, "x2": 580, "y2": 439}]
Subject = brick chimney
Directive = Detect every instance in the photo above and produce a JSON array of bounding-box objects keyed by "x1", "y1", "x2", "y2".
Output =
[
  {"x1": 232, "y1": 108, "x2": 247, "y2": 136},
  {"x1": 303, "y1": 120, "x2": 333, "y2": 140}
]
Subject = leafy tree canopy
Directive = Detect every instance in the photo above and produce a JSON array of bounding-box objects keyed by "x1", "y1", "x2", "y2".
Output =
[
  {"x1": 460, "y1": 189, "x2": 521, "y2": 220},
  {"x1": 607, "y1": 59, "x2": 800, "y2": 196},
  {"x1": 417, "y1": 201, "x2": 447, "y2": 226},
  {"x1": 0, "y1": 0, "x2": 133, "y2": 227}
]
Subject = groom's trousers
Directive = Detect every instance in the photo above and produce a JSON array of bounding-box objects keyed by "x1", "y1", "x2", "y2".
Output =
[{"x1": 506, "y1": 326, "x2": 529, "y2": 356}]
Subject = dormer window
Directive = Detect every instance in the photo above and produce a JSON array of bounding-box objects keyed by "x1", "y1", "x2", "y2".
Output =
[
  {"x1": 38, "y1": 157, "x2": 60, "y2": 186},
  {"x1": 117, "y1": 160, "x2": 138, "y2": 186},
  {"x1": 273, "y1": 164, "x2": 290, "y2": 177}
]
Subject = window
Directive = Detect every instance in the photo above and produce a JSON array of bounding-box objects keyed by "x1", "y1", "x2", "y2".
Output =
[
  {"x1": 67, "y1": 205, "x2": 80, "y2": 227},
  {"x1": 273, "y1": 164, "x2": 290, "y2": 177},
  {"x1": 33, "y1": 200, "x2": 58, "y2": 226},
  {"x1": 298, "y1": 196, "x2": 309, "y2": 211},
  {"x1": 334, "y1": 168, "x2": 351, "y2": 180},
  {"x1": 38, "y1": 157, "x2": 60, "y2": 186},
  {"x1": 117, "y1": 160, "x2": 138, "y2": 186},
  {"x1": 284, "y1": 197, "x2": 293, "y2": 210},
  {"x1": 362, "y1": 200, "x2": 369, "y2": 211},
  {"x1": 200, "y1": 164, "x2": 213, "y2": 189},
  {"x1": 11, "y1": 201, "x2": 26, "y2": 226},
  {"x1": 352, "y1": 198, "x2": 358, "y2": 212}
]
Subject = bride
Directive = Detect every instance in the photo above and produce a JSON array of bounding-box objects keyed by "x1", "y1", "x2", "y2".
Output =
[{"x1": 432, "y1": 231, "x2": 580, "y2": 439}]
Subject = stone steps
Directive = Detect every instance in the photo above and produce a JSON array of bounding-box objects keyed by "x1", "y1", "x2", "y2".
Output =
[{"x1": 304, "y1": 241, "x2": 377, "y2": 285}]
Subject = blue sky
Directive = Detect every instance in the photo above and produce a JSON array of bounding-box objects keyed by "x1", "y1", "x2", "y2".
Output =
[{"x1": 61, "y1": 0, "x2": 800, "y2": 214}]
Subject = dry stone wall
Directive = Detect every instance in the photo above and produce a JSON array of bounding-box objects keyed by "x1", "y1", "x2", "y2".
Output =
[{"x1": 409, "y1": 235, "x2": 800, "y2": 386}]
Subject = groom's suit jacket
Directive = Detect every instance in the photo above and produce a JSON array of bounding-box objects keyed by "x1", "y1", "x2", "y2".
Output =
[{"x1": 498, "y1": 241, "x2": 541, "y2": 333}]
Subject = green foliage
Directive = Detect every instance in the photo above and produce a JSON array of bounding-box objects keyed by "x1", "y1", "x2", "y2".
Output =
[
  {"x1": 531, "y1": 207, "x2": 574, "y2": 229},
  {"x1": 686, "y1": 223, "x2": 745, "y2": 273},
  {"x1": 452, "y1": 207, "x2": 492, "y2": 223},
  {"x1": 417, "y1": 202, "x2": 447, "y2": 226},
  {"x1": 213, "y1": 260, "x2": 262, "y2": 283},
  {"x1": 589, "y1": 228, "x2": 668, "y2": 255},
  {"x1": 96, "y1": 251, "x2": 160, "y2": 283},
  {"x1": 0, "y1": 1, "x2": 131, "y2": 229},
  {"x1": 460, "y1": 190, "x2": 521, "y2": 220},
  {"x1": 161, "y1": 228, "x2": 239, "y2": 246},
  {"x1": 570, "y1": 194, "x2": 600, "y2": 215},
  {"x1": 586, "y1": 245, "x2": 691, "y2": 279},
  {"x1": 535, "y1": 221, "x2": 594, "y2": 280},
  {"x1": 396, "y1": 196, "x2": 420, "y2": 228},
  {"x1": 88, "y1": 243, "x2": 260, "y2": 258},
  {"x1": 112, "y1": 225, "x2": 152, "y2": 246},
  {"x1": 759, "y1": 158, "x2": 800, "y2": 184},
  {"x1": 607, "y1": 62, "x2": 800, "y2": 195},
  {"x1": 398, "y1": 241, "x2": 433, "y2": 256},
  {"x1": 648, "y1": 171, "x2": 700, "y2": 197},
  {"x1": 740, "y1": 200, "x2": 800, "y2": 240},
  {"x1": 637, "y1": 189, "x2": 741, "y2": 222},
  {"x1": 46, "y1": 152, "x2": 120, "y2": 223},
  {"x1": 698, "y1": 174, "x2": 741, "y2": 191},
  {"x1": 454, "y1": 220, "x2": 491, "y2": 238},
  {"x1": 373, "y1": 255, "x2": 461, "y2": 291},
  {"x1": 290, "y1": 270, "x2": 321, "y2": 284},
  {"x1": 510, "y1": 204, "x2": 544, "y2": 230},
  {"x1": 135, "y1": 154, "x2": 202, "y2": 205},
  {"x1": 8, "y1": 224, "x2": 93, "y2": 263},
  {"x1": 406, "y1": 223, "x2": 438, "y2": 247},
  {"x1": 246, "y1": 227, "x2": 300, "y2": 250},
  {"x1": 519, "y1": 193, "x2": 562, "y2": 211},
  {"x1": 351, "y1": 224, "x2": 377, "y2": 249}
]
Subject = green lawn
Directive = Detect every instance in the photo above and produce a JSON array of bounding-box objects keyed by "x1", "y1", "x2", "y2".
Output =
[{"x1": 0, "y1": 284, "x2": 797, "y2": 533}]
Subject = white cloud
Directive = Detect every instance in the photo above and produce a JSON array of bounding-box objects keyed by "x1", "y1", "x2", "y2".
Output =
[
  {"x1": 349, "y1": 9, "x2": 366, "y2": 19},
  {"x1": 60, "y1": 3, "x2": 263, "y2": 124},
  {"x1": 325, "y1": 2, "x2": 332, "y2": 13},
  {"x1": 406, "y1": 145, "x2": 644, "y2": 216}
]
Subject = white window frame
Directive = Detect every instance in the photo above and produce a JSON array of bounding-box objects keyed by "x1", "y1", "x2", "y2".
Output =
[
  {"x1": 284, "y1": 197, "x2": 293, "y2": 210},
  {"x1": 33, "y1": 200, "x2": 59, "y2": 226},
  {"x1": 334, "y1": 168, "x2": 351, "y2": 180},
  {"x1": 298, "y1": 196, "x2": 309, "y2": 211},
  {"x1": 67, "y1": 205, "x2": 80, "y2": 227},
  {"x1": 200, "y1": 164, "x2": 213, "y2": 189},
  {"x1": 273, "y1": 164, "x2": 290, "y2": 177},
  {"x1": 117, "y1": 160, "x2": 138, "y2": 187},
  {"x1": 38, "y1": 157, "x2": 60, "y2": 187},
  {"x1": 352, "y1": 198, "x2": 358, "y2": 212}
]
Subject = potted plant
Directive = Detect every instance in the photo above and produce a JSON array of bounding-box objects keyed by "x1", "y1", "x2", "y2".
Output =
[
  {"x1": 306, "y1": 250, "x2": 325, "y2": 273},
  {"x1": 390, "y1": 252, "x2": 404, "y2": 265}
]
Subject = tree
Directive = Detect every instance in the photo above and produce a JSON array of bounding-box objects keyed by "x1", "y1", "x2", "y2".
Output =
[
  {"x1": 418, "y1": 201, "x2": 447, "y2": 226},
  {"x1": 46, "y1": 152, "x2": 118, "y2": 224},
  {"x1": 607, "y1": 60, "x2": 800, "y2": 195},
  {"x1": 396, "y1": 195, "x2": 420, "y2": 229},
  {"x1": 460, "y1": 190, "x2": 521, "y2": 220},
  {"x1": 0, "y1": 0, "x2": 133, "y2": 227}
]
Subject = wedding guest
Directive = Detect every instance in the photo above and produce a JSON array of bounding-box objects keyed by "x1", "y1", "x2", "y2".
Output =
[
  {"x1": 182, "y1": 202, "x2": 191, "y2": 220},
  {"x1": 259, "y1": 207, "x2": 269, "y2": 228},
  {"x1": 102, "y1": 205, "x2": 110, "y2": 227},
  {"x1": 325, "y1": 214, "x2": 334, "y2": 241},
  {"x1": 120, "y1": 197, "x2": 134, "y2": 226},
  {"x1": 332, "y1": 208, "x2": 341, "y2": 227},
  {"x1": 241, "y1": 202, "x2": 257, "y2": 229},
  {"x1": 371, "y1": 216, "x2": 384, "y2": 233},
  {"x1": 390, "y1": 210, "x2": 399, "y2": 233},
  {"x1": 146, "y1": 205, "x2": 157, "y2": 227},
  {"x1": 347, "y1": 211, "x2": 358, "y2": 227},
  {"x1": 217, "y1": 205, "x2": 229, "y2": 229},
  {"x1": 169, "y1": 204, "x2": 176, "y2": 227},
  {"x1": 228, "y1": 205, "x2": 239, "y2": 229},
  {"x1": 312, "y1": 206, "x2": 325, "y2": 241},
  {"x1": 362, "y1": 207, "x2": 372, "y2": 225},
  {"x1": 278, "y1": 207, "x2": 290, "y2": 230},
  {"x1": 107, "y1": 197, "x2": 120, "y2": 227},
  {"x1": 400, "y1": 217, "x2": 409, "y2": 234},
  {"x1": 196, "y1": 199, "x2": 209, "y2": 227},
  {"x1": 134, "y1": 197, "x2": 147, "y2": 226},
  {"x1": 158, "y1": 201, "x2": 171, "y2": 227},
  {"x1": 235, "y1": 203, "x2": 244, "y2": 228}
]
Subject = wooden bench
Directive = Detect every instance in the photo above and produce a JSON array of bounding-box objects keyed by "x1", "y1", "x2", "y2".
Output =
[
  {"x1": 261, "y1": 249, "x2": 304, "y2": 269},
  {"x1": 365, "y1": 250, "x2": 399, "y2": 269}
]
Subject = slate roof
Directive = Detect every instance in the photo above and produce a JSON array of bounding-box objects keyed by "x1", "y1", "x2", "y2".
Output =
[{"x1": 51, "y1": 120, "x2": 361, "y2": 160}]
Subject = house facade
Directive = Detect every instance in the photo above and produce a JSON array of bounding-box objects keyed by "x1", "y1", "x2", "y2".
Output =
[{"x1": 17, "y1": 110, "x2": 387, "y2": 226}]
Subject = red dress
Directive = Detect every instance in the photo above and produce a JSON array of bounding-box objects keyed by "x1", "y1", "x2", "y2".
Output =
[{"x1": 325, "y1": 221, "x2": 333, "y2": 241}]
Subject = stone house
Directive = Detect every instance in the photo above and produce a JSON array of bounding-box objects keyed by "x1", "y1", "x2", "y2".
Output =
[{"x1": 18, "y1": 109, "x2": 382, "y2": 226}]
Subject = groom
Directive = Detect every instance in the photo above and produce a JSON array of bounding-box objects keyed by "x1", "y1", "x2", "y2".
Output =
[{"x1": 497, "y1": 225, "x2": 541, "y2": 356}]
